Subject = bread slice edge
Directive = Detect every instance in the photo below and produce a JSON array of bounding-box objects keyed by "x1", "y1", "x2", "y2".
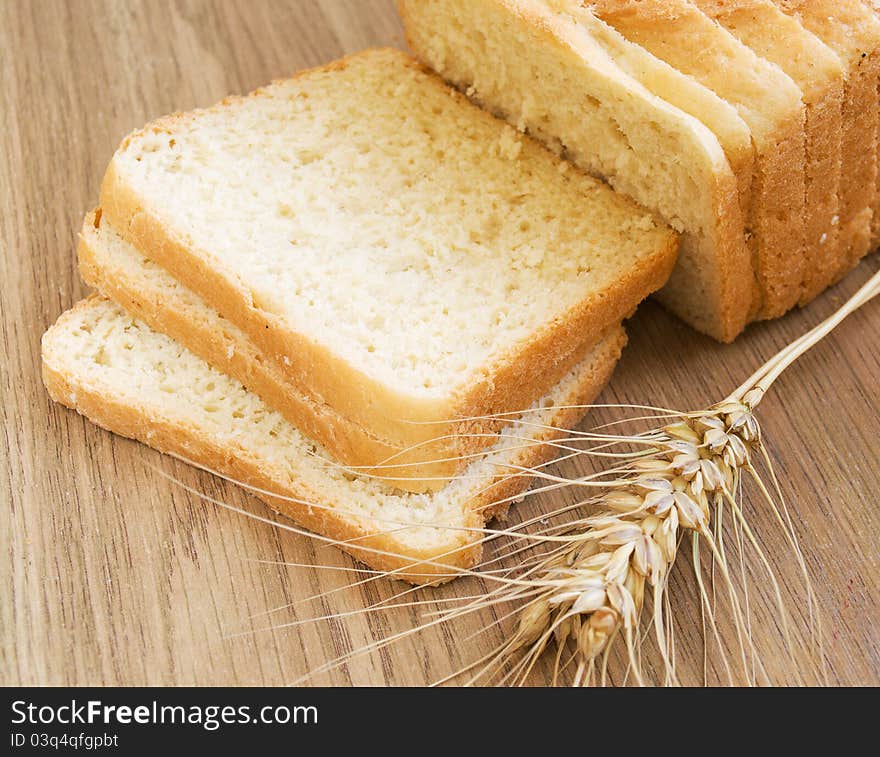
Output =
[
  {"x1": 42, "y1": 296, "x2": 626, "y2": 584},
  {"x1": 77, "y1": 211, "x2": 606, "y2": 493}
]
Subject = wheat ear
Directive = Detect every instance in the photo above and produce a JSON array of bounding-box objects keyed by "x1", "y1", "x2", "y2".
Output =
[{"x1": 475, "y1": 267, "x2": 880, "y2": 685}]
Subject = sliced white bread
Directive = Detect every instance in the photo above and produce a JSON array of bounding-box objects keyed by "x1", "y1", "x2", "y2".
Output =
[
  {"x1": 98, "y1": 48, "x2": 676, "y2": 464},
  {"x1": 774, "y1": 0, "x2": 880, "y2": 277},
  {"x1": 41, "y1": 296, "x2": 626, "y2": 583},
  {"x1": 400, "y1": 0, "x2": 752, "y2": 342},
  {"x1": 558, "y1": 4, "x2": 755, "y2": 221},
  {"x1": 693, "y1": 0, "x2": 845, "y2": 305},
  {"x1": 538, "y1": 2, "x2": 763, "y2": 325},
  {"x1": 589, "y1": 0, "x2": 807, "y2": 321},
  {"x1": 77, "y1": 211, "x2": 604, "y2": 493}
]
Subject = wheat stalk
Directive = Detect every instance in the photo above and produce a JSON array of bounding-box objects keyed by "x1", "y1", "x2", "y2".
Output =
[
  {"x1": 460, "y1": 267, "x2": 880, "y2": 685},
  {"x1": 472, "y1": 395, "x2": 761, "y2": 685}
]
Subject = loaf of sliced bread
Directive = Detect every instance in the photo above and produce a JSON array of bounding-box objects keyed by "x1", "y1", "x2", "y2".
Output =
[
  {"x1": 78, "y1": 211, "x2": 599, "y2": 493},
  {"x1": 588, "y1": 0, "x2": 806, "y2": 321},
  {"x1": 774, "y1": 0, "x2": 880, "y2": 277},
  {"x1": 693, "y1": 0, "x2": 845, "y2": 305},
  {"x1": 98, "y1": 48, "x2": 676, "y2": 465},
  {"x1": 400, "y1": 0, "x2": 752, "y2": 342},
  {"x1": 41, "y1": 296, "x2": 626, "y2": 583}
]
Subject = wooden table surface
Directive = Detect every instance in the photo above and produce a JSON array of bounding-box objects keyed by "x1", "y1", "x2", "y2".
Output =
[{"x1": 2, "y1": 0, "x2": 878, "y2": 686}]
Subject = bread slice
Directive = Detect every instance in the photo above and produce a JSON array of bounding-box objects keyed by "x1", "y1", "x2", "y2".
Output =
[
  {"x1": 536, "y1": 3, "x2": 762, "y2": 321},
  {"x1": 693, "y1": 0, "x2": 845, "y2": 305},
  {"x1": 400, "y1": 0, "x2": 752, "y2": 342},
  {"x1": 588, "y1": 0, "x2": 806, "y2": 321},
  {"x1": 98, "y1": 48, "x2": 676, "y2": 465},
  {"x1": 557, "y1": 5, "x2": 755, "y2": 221},
  {"x1": 41, "y1": 296, "x2": 626, "y2": 583},
  {"x1": 774, "y1": 1, "x2": 880, "y2": 278},
  {"x1": 77, "y1": 211, "x2": 603, "y2": 493}
]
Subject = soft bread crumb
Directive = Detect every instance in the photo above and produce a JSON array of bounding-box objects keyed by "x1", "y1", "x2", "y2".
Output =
[
  {"x1": 109, "y1": 49, "x2": 671, "y2": 399},
  {"x1": 497, "y1": 125, "x2": 523, "y2": 159},
  {"x1": 399, "y1": 0, "x2": 751, "y2": 341}
]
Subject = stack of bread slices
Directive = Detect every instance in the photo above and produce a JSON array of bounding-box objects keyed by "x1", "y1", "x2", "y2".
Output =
[
  {"x1": 401, "y1": 0, "x2": 880, "y2": 342},
  {"x1": 42, "y1": 49, "x2": 678, "y2": 582}
]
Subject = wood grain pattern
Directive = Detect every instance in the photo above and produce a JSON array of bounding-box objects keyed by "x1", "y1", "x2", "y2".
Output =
[{"x1": 2, "y1": 0, "x2": 878, "y2": 686}]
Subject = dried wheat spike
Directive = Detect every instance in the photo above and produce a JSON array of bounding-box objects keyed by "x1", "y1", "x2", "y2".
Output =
[{"x1": 509, "y1": 389, "x2": 764, "y2": 685}]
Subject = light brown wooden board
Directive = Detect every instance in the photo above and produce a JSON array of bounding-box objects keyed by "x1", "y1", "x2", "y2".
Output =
[{"x1": 2, "y1": 0, "x2": 878, "y2": 686}]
